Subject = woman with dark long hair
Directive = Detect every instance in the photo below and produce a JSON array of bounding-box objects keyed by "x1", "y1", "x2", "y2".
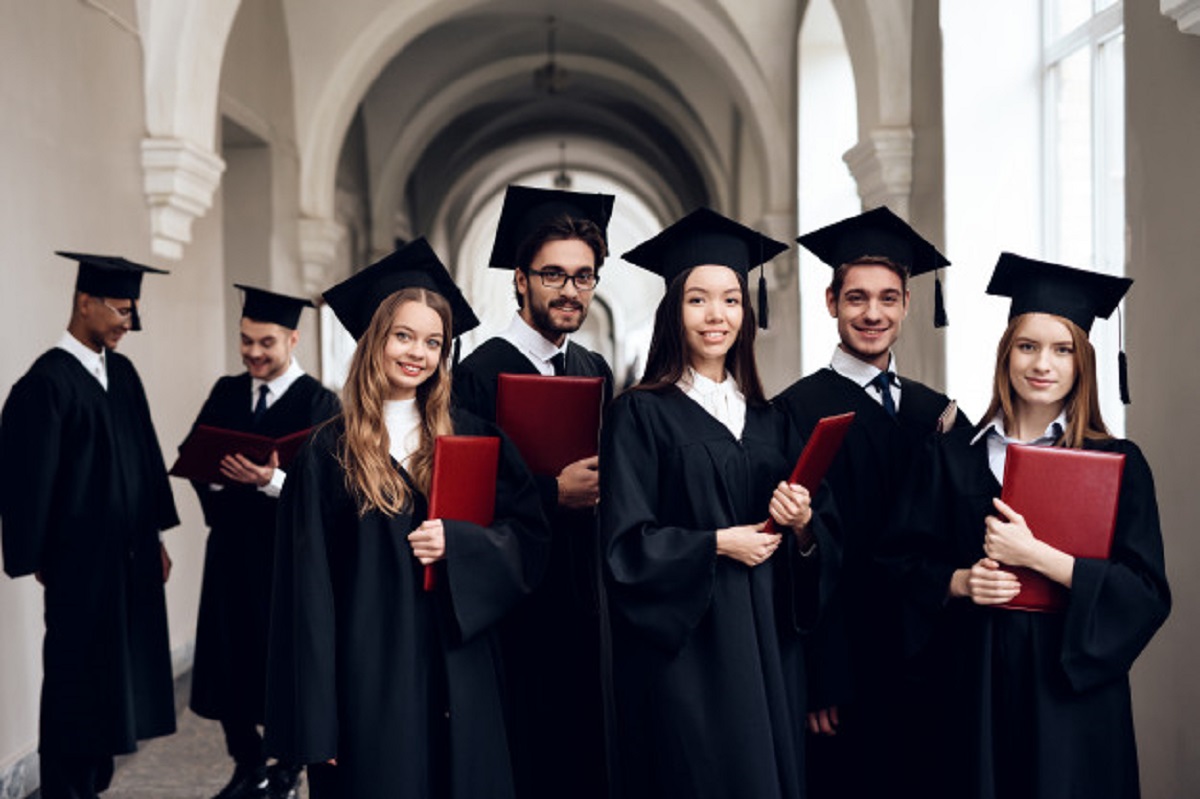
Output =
[
  {"x1": 887, "y1": 253, "x2": 1170, "y2": 799},
  {"x1": 600, "y1": 209, "x2": 839, "y2": 799},
  {"x1": 264, "y1": 239, "x2": 549, "y2": 799}
]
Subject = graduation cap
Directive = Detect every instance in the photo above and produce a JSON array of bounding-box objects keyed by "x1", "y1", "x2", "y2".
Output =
[
  {"x1": 488, "y1": 185, "x2": 615, "y2": 270},
  {"x1": 234, "y1": 284, "x2": 315, "y2": 329},
  {"x1": 57, "y1": 250, "x2": 169, "y2": 331},
  {"x1": 796, "y1": 206, "x2": 952, "y2": 327},
  {"x1": 621, "y1": 207, "x2": 788, "y2": 329},
  {"x1": 322, "y1": 237, "x2": 479, "y2": 342},
  {"x1": 986, "y1": 251, "x2": 1134, "y2": 403}
]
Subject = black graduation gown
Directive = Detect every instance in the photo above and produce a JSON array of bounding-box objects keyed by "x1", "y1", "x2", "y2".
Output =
[
  {"x1": 771, "y1": 367, "x2": 969, "y2": 795},
  {"x1": 0, "y1": 348, "x2": 179, "y2": 756},
  {"x1": 263, "y1": 409, "x2": 550, "y2": 799},
  {"x1": 886, "y1": 429, "x2": 1170, "y2": 799},
  {"x1": 600, "y1": 387, "x2": 839, "y2": 799},
  {"x1": 187, "y1": 372, "x2": 340, "y2": 723},
  {"x1": 453, "y1": 336, "x2": 615, "y2": 799}
]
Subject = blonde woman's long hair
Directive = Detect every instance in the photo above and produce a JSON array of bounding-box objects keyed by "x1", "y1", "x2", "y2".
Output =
[
  {"x1": 338, "y1": 288, "x2": 455, "y2": 516},
  {"x1": 981, "y1": 312, "x2": 1112, "y2": 449}
]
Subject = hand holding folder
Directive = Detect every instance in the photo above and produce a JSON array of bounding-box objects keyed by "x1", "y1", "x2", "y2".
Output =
[
  {"x1": 423, "y1": 435, "x2": 501, "y2": 591},
  {"x1": 764, "y1": 412, "x2": 855, "y2": 533},
  {"x1": 996, "y1": 444, "x2": 1125, "y2": 612},
  {"x1": 169, "y1": 424, "x2": 314, "y2": 485}
]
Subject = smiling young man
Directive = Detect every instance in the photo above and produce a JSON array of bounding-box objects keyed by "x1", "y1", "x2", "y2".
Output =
[
  {"x1": 772, "y1": 207, "x2": 970, "y2": 799},
  {"x1": 184, "y1": 286, "x2": 339, "y2": 799},
  {"x1": 452, "y1": 185, "x2": 615, "y2": 799},
  {"x1": 1, "y1": 252, "x2": 178, "y2": 799}
]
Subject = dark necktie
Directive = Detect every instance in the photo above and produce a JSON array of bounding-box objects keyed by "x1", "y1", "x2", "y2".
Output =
[
  {"x1": 253, "y1": 384, "x2": 270, "y2": 424},
  {"x1": 871, "y1": 371, "x2": 897, "y2": 418},
  {"x1": 550, "y1": 352, "x2": 567, "y2": 376}
]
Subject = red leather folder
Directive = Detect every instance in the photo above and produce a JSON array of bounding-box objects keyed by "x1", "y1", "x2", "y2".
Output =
[
  {"x1": 999, "y1": 444, "x2": 1125, "y2": 612},
  {"x1": 169, "y1": 424, "x2": 314, "y2": 485},
  {"x1": 424, "y1": 435, "x2": 501, "y2": 591},
  {"x1": 495, "y1": 374, "x2": 604, "y2": 476},
  {"x1": 763, "y1": 412, "x2": 855, "y2": 533}
]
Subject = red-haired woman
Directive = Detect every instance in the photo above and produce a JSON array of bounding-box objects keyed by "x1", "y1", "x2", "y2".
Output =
[
  {"x1": 888, "y1": 253, "x2": 1170, "y2": 799},
  {"x1": 264, "y1": 239, "x2": 549, "y2": 799}
]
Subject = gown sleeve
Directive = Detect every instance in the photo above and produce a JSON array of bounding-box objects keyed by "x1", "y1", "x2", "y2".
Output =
[
  {"x1": 599, "y1": 393, "x2": 718, "y2": 654},
  {"x1": 442, "y1": 424, "x2": 551, "y2": 643},
  {"x1": 1060, "y1": 441, "x2": 1171, "y2": 691},
  {"x1": 0, "y1": 373, "x2": 61, "y2": 577},
  {"x1": 264, "y1": 432, "x2": 342, "y2": 765}
]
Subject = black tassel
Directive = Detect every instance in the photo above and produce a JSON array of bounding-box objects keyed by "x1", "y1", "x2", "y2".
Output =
[
  {"x1": 757, "y1": 266, "x2": 769, "y2": 330},
  {"x1": 452, "y1": 337, "x2": 462, "y2": 368},
  {"x1": 933, "y1": 271, "x2": 948, "y2": 328},
  {"x1": 1118, "y1": 350, "x2": 1130, "y2": 405}
]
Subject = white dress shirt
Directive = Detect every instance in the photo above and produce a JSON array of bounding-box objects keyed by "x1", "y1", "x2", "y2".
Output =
[
  {"x1": 971, "y1": 411, "x2": 1068, "y2": 484},
  {"x1": 384, "y1": 398, "x2": 422, "y2": 468},
  {"x1": 57, "y1": 331, "x2": 107, "y2": 390},
  {"x1": 677, "y1": 368, "x2": 747, "y2": 440},
  {"x1": 499, "y1": 312, "x2": 569, "y2": 375},
  {"x1": 250, "y1": 359, "x2": 307, "y2": 497},
  {"x1": 829, "y1": 346, "x2": 901, "y2": 413}
]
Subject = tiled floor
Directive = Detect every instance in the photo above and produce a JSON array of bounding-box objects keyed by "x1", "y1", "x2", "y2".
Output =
[{"x1": 98, "y1": 674, "x2": 309, "y2": 799}]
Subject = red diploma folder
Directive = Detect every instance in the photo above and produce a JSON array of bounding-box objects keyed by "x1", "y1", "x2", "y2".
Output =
[
  {"x1": 763, "y1": 411, "x2": 855, "y2": 533},
  {"x1": 169, "y1": 424, "x2": 314, "y2": 485},
  {"x1": 495, "y1": 374, "x2": 604, "y2": 476},
  {"x1": 424, "y1": 435, "x2": 501, "y2": 591},
  {"x1": 998, "y1": 444, "x2": 1125, "y2": 612}
]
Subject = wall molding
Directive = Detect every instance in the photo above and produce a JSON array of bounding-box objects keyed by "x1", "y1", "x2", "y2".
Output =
[
  {"x1": 141, "y1": 137, "x2": 226, "y2": 260},
  {"x1": 843, "y1": 126, "x2": 915, "y2": 217},
  {"x1": 299, "y1": 216, "x2": 347, "y2": 294},
  {"x1": 1162, "y1": 0, "x2": 1200, "y2": 35}
]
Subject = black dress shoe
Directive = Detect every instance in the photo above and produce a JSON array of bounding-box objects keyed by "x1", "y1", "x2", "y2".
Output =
[
  {"x1": 266, "y1": 763, "x2": 303, "y2": 799},
  {"x1": 213, "y1": 764, "x2": 269, "y2": 799}
]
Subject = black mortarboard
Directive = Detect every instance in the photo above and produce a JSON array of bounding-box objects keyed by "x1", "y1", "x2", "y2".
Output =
[
  {"x1": 621, "y1": 207, "x2": 788, "y2": 329},
  {"x1": 488, "y1": 185, "x2": 615, "y2": 270},
  {"x1": 235, "y1": 284, "x2": 314, "y2": 329},
  {"x1": 57, "y1": 250, "x2": 169, "y2": 331},
  {"x1": 987, "y1": 252, "x2": 1134, "y2": 403},
  {"x1": 322, "y1": 237, "x2": 479, "y2": 341},
  {"x1": 796, "y1": 206, "x2": 952, "y2": 327}
]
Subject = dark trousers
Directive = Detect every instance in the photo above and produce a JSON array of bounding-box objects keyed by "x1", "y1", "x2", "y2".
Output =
[
  {"x1": 221, "y1": 718, "x2": 264, "y2": 769},
  {"x1": 39, "y1": 751, "x2": 114, "y2": 799}
]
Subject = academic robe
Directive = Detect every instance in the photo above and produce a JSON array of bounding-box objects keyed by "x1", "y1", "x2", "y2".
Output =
[
  {"x1": 263, "y1": 409, "x2": 550, "y2": 799},
  {"x1": 886, "y1": 429, "x2": 1170, "y2": 799},
  {"x1": 452, "y1": 336, "x2": 614, "y2": 799},
  {"x1": 771, "y1": 367, "x2": 968, "y2": 796},
  {"x1": 0, "y1": 348, "x2": 179, "y2": 757},
  {"x1": 187, "y1": 372, "x2": 340, "y2": 724},
  {"x1": 600, "y1": 387, "x2": 840, "y2": 799}
]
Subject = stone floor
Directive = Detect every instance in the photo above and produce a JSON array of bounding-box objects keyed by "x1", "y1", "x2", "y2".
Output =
[{"x1": 76, "y1": 673, "x2": 309, "y2": 799}]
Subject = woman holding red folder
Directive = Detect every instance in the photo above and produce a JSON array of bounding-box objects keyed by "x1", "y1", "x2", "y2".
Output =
[
  {"x1": 263, "y1": 239, "x2": 549, "y2": 799},
  {"x1": 601, "y1": 209, "x2": 840, "y2": 799},
  {"x1": 887, "y1": 254, "x2": 1170, "y2": 799}
]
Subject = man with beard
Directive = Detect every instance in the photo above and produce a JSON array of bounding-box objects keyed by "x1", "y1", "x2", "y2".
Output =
[
  {"x1": 453, "y1": 185, "x2": 615, "y2": 799},
  {"x1": 184, "y1": 286, "x2": 339, "y2": 799},
  {"x1": 772, "y1": 207, "x2": 969, "y2": 799},
  {"x1": 1, "y1": 252, "x2": 178, "y2": 799}
]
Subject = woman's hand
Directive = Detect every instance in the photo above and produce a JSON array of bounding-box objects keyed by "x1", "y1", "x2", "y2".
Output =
[
  {"x1": 716, "y1": 523, "x2": 781, "y2": 568},
  {"x1": 769, "y1": 482, "x2": 813, "y2": 531},
  {"x1": 948, "y1": 558, "x2": 1021, "y2": 605},
  {"x1": 408, "y1": 519, "x2": 446, "y2": 565},
  {"x1": 983, "y1": 498, "x2": 1041, "y2": 568}
]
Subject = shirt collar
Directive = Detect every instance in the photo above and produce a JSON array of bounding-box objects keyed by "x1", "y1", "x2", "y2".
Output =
[
  {"x1": 830, "y1": 346, "x2": 897, "y2": 389},
  {"x1": 252, "y1": 358, "x2": 305, "y2": 399},
  {"x1": 503, "y1": 312, "x2": 568, "y2": 367},
  {"x1": 678, "y1": 367, "x2": 742, "y2": 400},
  {"x1": 57, "y1": 331, "x2": 106, "y2": 378},
  {"x1": 970, "y1": 410, "x2": 1067, "y2": 447}
]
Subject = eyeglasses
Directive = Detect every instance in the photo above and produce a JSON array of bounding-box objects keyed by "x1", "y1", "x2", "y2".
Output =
[
  {"x1": 528, "y1": 269, "x2": 600, "y2": 292},
  {"x1": 101, "y1": 299, "x2": 135, "y2": 320}
]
